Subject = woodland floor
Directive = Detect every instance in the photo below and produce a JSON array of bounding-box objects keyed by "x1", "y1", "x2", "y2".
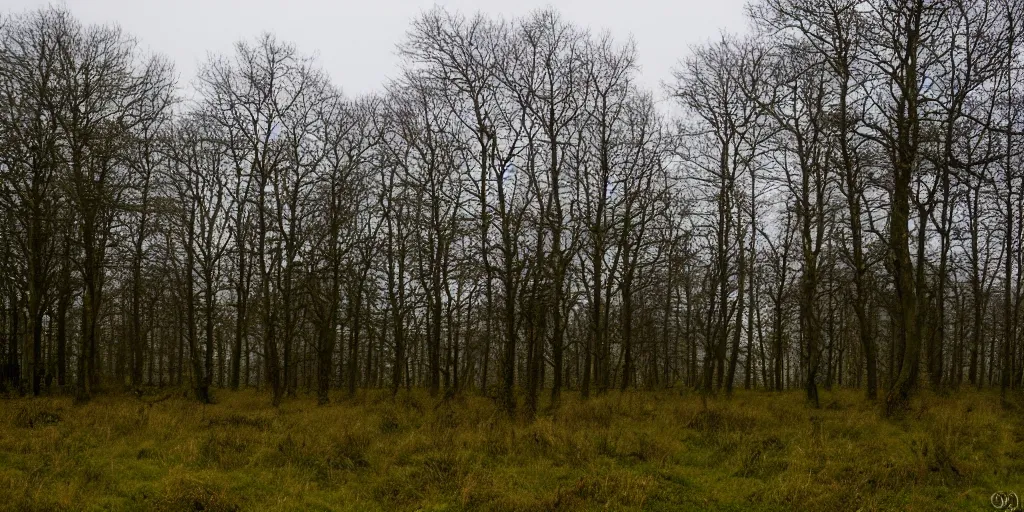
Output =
[{"x1": 0, "y1": 386, "x2": 1022, "y2": 511}]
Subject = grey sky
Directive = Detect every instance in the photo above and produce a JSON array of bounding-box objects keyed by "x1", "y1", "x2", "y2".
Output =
[{"x1": 5, "y1": 0, "x2": 749, "y2": 100}]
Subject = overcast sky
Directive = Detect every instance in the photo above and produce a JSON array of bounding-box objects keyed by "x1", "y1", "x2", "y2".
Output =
[{"x1": 5, "y1": 0, "x2": 749, "y2": 100}]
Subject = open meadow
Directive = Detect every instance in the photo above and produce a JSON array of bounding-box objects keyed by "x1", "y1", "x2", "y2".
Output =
[{"x1": 1, "y1": 389, "x2": 1022, "y2": 511}]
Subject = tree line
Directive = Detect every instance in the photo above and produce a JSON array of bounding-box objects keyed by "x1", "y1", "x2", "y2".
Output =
[{"x1": 1, "y1": 0, "x2": 1022, "y2": 416}]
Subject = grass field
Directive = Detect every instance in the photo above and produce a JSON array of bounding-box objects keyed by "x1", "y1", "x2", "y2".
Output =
[{"x1": 1, "y1": 387, "x2": 1021, "y2": 511}]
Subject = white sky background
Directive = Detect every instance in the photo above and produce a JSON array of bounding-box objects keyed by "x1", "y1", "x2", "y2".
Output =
[{"x1": 5, "y1": 0, "x2": 749, "y2": 103}]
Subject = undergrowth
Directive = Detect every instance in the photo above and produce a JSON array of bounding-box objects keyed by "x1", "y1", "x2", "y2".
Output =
[{"x1": 0, "y1": 387, "x2": 1021, "y2": 511}]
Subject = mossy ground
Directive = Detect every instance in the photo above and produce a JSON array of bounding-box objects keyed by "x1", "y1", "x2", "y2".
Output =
[{"x1": 1, "y1": 387, "x2": 1021, "y2": 511}]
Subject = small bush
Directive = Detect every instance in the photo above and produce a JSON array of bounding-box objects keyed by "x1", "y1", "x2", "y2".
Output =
[{"x1": 13, "y1": 404, "x2": 62, "y2": 428}]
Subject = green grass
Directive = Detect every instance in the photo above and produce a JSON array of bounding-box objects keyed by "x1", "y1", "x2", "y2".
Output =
[{"x1": 1, "y1": 387, "x2": 1022, "y2": 511}]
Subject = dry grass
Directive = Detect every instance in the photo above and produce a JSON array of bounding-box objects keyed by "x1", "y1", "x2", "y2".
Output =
[{"x1": 0, "y1": 387, "x2": 1022, "y2": 511}]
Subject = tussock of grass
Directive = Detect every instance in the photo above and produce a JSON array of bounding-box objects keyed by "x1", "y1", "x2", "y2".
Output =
[{"x1": 0, "y1": 388, "x2": 1021, "y2": 510}]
